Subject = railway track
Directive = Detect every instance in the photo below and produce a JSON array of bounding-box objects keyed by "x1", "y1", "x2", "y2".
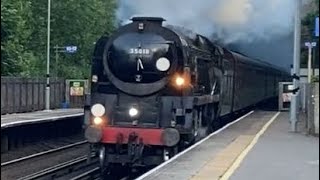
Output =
[
  {"x1": 1, "y1": 140, "x2": 88, "y2": 167},
  {"x1": 1, "y1": 139, "x2": 136, "y2": 180},
  {"x1": 69, "y1": 167, "x2": 100, "y2": 180},
  {"x1": 17, "y1": 155, "x2": 98, "y2": 180},
  {"x1": 1, "y1": 140, "x2": 90, "y2": 180},
  {"x1": 1, "y1": 138, "x2": 141, "y2": 180},
  {"x1": 67, "y1": 164, "x2": 145, "y2": 180}
]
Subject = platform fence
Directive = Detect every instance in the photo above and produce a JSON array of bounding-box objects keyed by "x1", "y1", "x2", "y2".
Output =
[{"x1": 1, "y1": 77, "x2": 87, "y2": 115}]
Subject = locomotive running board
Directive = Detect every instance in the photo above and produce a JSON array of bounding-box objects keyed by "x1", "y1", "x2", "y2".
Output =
[{"x1": 194, "y1": 95, "x2": 219, "y2": 106}]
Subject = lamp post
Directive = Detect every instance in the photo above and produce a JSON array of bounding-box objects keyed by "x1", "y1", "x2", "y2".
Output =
[
  {"x1": 290, "y1": 0, "x2": 301, "y2": 132},
  {"x1": 305, "y1": 42, "x2": 317, "y2": 83},
  {"x1": 45, "y1": 0, "x2": 51, "y2": 110}
]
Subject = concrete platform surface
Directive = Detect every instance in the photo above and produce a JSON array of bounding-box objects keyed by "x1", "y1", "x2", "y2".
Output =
[
  {"x1": 137, "y1": 111, "x2": 319, "y2": 180},
  {"x1": 230, "y1": 112, "x2": 319, "y2": 180},
  {"x1": 1, "y1": 109, "x2": 84, "y2": 129}
]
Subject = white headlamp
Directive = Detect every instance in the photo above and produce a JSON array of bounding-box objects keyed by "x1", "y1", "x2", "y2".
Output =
[
  {"x1": 129, "y1": 107, "x2": 139, "y2": 117},
  {"x1": 91, "y1": 104, "x2": 105, "y2": 117},
  {"x1": 156, "y1": 57, "x2": 170, "y2": 71}
]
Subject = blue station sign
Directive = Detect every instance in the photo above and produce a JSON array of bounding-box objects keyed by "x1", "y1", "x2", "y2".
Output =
[{"x1": 65, "y1": 46, "x2": 77, "y2": 53}]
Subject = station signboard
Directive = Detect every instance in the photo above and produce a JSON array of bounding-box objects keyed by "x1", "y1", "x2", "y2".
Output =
[
  {"x1": 69, "y1": 80, "x2": 84, "y2": 96},
  {"x1": 279, "y1": 82, "x2": 293, "y2": 111},
  {"x1": 282, "y1": 84, "x2": 294, "y2": 103},
  {"x1": 65, "y1": 46, "x2": 77, "y2": 53}
]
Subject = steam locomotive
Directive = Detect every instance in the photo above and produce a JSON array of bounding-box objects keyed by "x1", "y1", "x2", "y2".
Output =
[{"x1": 84, "y1": 17, "x2": 289, "y2": 172}]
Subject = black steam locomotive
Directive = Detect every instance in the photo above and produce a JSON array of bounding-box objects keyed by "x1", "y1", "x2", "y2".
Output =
[{"x1": 84, "y1": 17, "x2": 289, "y2": 172}]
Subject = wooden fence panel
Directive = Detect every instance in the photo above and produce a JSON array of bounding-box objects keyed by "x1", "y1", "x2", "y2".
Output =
[
  {"x1": 27, "y1": 78, "x2": 33, "y2": 112},
  {"x1": 20, "y1": 78, "x2": 27, "y2": 112},
  {"x1": 1, "y1": 78, "x2": 8, "y2": 114},
  {"x1": 39, "y1": 80, "x2": 45, "y2": 110},
  {"x1": 14, "y1": 78, "x2": 21, "y2": 113},
  {"x1": 33, "y1": 78, "x2": 40, "y2": 111},
  {"x1": 1, "y1": 77, "x2": 66, "y2": 115},
  {"x1": 6, "y1": 78, "x2": 14, "y2": 113}
]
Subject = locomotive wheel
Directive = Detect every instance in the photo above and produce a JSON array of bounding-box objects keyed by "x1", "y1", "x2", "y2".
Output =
[
  {"x1": 192, "y1": 106, "x2": 210, "y2": 141},
  {"x1": 187, "y1": 108, "x2": 200, "y2": 144},
  {"x1": 192, "y1": 108, "x2": 200, "y2": 138},
  {"x1": 212, "y1": 102, "x2": 221, "y2": 131},
  {"x1": 200, "y1": 105, "x2": 214, "y2": 135},
  {"x1": 99, "y1": 146, "x2": 107, "y2": 175},
  {"x1": 207, "y1": 104, "x2": 215, "y2": 134}
]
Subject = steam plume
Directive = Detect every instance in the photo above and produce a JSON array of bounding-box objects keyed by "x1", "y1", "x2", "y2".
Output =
[
  {"x1": 116, "y1": 0, "x2": 312, "y2": 69},
  {"x1": 117, "y1": 0, "x2": 299, "y2": 44}
]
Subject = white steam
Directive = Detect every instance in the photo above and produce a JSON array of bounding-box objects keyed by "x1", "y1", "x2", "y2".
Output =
[{"x1": 116, "y1": 0, "x2": 299, "y2": 44}]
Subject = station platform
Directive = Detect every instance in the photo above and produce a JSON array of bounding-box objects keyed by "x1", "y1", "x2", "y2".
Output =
[
  {"x1": 137, "y1": 111, "x2": 319, "y2": 180},
  {"x1": 1, "y1": 109, "x2": 84, "y2": 129}
]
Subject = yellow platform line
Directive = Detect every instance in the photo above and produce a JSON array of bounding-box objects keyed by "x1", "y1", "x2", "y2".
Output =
[
  {"x1": 190, "y1": 135, "x2": 254, "y2": 180},
  {"x1": 220, "y1": 111, "x2": 281, "y2": 180}
]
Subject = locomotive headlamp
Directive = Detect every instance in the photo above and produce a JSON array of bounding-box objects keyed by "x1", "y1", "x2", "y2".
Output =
[
  {"x1": 175, "y1": 76, "x2": 185, "y2": 86},
  {"x1": 93, "y1": 117, "x2": 103, "y2": 125},
  {"x1": 129, "y1": 107, "x2": 139, "y2": 117},
  {"x1": 91, "y1": 104, "x2": 105, "y2": 117},
  {"x1": 156, "y1": 57, "x2": 170, "y2": 71}
]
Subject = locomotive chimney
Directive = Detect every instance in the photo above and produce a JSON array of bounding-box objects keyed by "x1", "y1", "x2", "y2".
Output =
[{"x1": 131, "y1": 17, "x2": 166, "y2": 26}]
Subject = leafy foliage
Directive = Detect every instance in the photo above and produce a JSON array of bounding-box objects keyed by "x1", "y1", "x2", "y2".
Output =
[
  {"x1": 3, "y1": 0, "x2": 318, "y2": 77},
  {"x1": 301, "y1": 0, "x2": 319, "y2": 68},
  {"x1": 1, "y1": 0, "x2": 116, "y2": 78},
  {"x1": 1, "y1": 0, "x2": 34, "y2": 75}
]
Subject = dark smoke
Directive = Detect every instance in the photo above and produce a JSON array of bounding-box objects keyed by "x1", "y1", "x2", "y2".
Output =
[
  {"x1": 116, "y1": 0, "x2": 311, "y2": 70},
  {"x1": 228, "y1": 34, "x2": 293, "y2": 70}
]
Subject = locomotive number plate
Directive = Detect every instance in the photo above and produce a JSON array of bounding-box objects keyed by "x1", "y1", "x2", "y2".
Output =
[{"x1": 129, "y1": 48, "x2": 150, "y2": 55}]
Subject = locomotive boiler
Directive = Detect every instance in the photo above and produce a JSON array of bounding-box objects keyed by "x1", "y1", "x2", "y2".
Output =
[{"x1": 84, "y1": 17, "x2": 289, "y2": 172}]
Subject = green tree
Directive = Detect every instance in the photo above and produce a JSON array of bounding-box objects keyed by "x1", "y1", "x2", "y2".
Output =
[
  {"x1": 1, "y1": 0, "x2": 116, "y2": 78},
  {"x1": 1, "y1": 0, "x2": 35, "y2": 76},
  {"x1": 301, "y1": 0, "x2": 319, "y2": 68},
  {"x1": 49, "y1": 0, "x2": 116, "y2": 78}
]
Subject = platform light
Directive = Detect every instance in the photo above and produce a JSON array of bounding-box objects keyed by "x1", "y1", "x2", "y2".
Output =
[
  {"x1": 129, "y1": 107, "x2": 139, "y2": 117},
  {"x1": 91, "y1": 104, "x2": 105, "y2": 117}
]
